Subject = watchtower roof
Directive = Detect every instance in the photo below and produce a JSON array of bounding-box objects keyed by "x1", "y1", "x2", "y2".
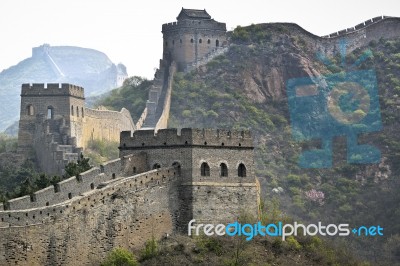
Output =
[{"x1": 177, "y1": 8, "x2": 211, "y2": 20}]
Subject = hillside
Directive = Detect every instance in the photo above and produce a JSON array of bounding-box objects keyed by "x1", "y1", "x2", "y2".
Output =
[
  {"x1": 169, "y1": 25, "x2": 400, "y2": 264},
  {"x1": 98, "y1": 22, "x2": 400, "y2": 264},
  {"x1": 0, "y1": 44, "x2": 127, "y2": 131}
]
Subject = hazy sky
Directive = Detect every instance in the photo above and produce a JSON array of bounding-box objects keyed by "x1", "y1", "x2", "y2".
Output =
[{"x1": 0, "y1": 0, "x2": 399, "y2": 79}]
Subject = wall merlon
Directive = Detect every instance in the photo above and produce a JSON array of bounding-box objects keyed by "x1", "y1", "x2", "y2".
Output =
[
  {"x1": 21, "y1": 83, "x2": 85, "y2": 98},
  {"x1": 100, "y1": 158, "x2": 122, "y2": 178}
]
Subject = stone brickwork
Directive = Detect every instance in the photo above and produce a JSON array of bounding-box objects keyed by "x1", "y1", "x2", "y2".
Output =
[
  {"x1": 17, "y1": 83, "x2": 136, "y2": 175},
  {"x1": 162, "y1": 8, "x2": 228, "y2": 71},
  {"x1": 155, "y1": 62, "x2": 177, "y2": 131},
  {"x1": 0, "y1": 167, "x2": 180, "y2": 265},
  {"x1": 1, "y1": 127, "x2": 260, "y2": 265},
  {"x1": 119, "y1": 128, "x2": 260, "y2": 228}
]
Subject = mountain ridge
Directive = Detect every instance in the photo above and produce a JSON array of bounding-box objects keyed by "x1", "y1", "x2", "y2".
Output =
[{"x1": 0, "y1": 44, "x2": 128, "y2": 131}]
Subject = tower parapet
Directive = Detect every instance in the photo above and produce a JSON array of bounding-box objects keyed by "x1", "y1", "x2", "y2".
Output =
[
  {"x1": 21, "y1": 83, "x2": 85, "y2": 99},
  {"x1": 120, "y1": 128, "x2": 253, "y2": 148}
]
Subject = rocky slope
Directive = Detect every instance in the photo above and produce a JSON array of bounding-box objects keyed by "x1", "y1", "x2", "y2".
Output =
[
  {"x1": 167, "y1": 24, "x2": 400, "y2": 264},
  {"x1": 97, "y1": 21, "x2": 400, "y2": 264}
]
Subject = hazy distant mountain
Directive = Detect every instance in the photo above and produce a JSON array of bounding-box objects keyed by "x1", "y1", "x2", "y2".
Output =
[{"x1": 0, "y1": 44, "x2": 127, "y2": 131}]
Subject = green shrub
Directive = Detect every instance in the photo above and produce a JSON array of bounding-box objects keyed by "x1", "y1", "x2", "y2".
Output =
[
  {"x1": 140, "y1": 236, "x2": 158, "y2": 261},
  {"x1": 101, "y1": 247, "x2": 138, "y2": 266},
  {"x1": 286, "y1": 236, "x2": 302, "y2": 251}
]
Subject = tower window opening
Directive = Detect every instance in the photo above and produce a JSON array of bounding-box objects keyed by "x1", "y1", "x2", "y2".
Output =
[
  {"x1": 47, "y1": 107, "x2": 53, "y2": 119},
  {"x1": 27, "y1": 105, "x2": 34, "y2": 116},
  {"x1": 200, "y1": 162, "x2": 210, "y2": 177},
  {"x1": 82, "y1": 107, "x2": 84, "y2": 118},
  {"x1": 180, "y1": 39, "x2": 182, "y2": 44},
  {"x1": 216, "y1": 40, "x2": 220, "y2": 47},
  {"x1": 207, "y1": 39, "x2": 211, "y2": 44},
  {"x1": 71, "y1": 105, "x2": 74, "y2": 116},
  {"x1": 238, "y1": 163, "x2": 247, "y2": 177},
  {"x1": 220, "y1": 163, "x2": 228, "y2": 177},
  {"x1": 199, "y1": 39, "x2": 202, "y2": 44},
  {"x1": 190, "y1": 39, "x2": 194, "y2": 43},
  {"x1": 76, "y1": 106, "x2": 79, "y2": 117},
  {"x1": 153, "y1": 163, "x2": 161, "y2": 169}
]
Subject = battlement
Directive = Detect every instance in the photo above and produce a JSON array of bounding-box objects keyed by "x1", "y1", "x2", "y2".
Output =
[
  {"x1": 120, "y1": 128, "x2": 253, "y2": 148},
  {"x1": 162, "y1": 19, "x2": 226, "y2": 33},
  {"x1": 0, "y1": 166, "x2": 177, "y2": 227},
  {"x1": 21, "y1": 83, "x2": 85, "y2": 99},
  {"x1": 322, "y1": 15, "x2": 394, "y2": 38}
]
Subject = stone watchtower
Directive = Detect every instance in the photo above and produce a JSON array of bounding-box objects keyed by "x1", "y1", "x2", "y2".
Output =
[
  {"x1": 119, "y1": 128, "x2": 260, "y2": 228},
  {"x1": 162, "y1": 8, "x2": 227, "y2": 71},
  {"x1": 18, "y1": 83, "x2": 85, "y2": 162}
]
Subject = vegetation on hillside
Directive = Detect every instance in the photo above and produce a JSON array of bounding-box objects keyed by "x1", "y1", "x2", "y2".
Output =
[
  {"x1": 0, "y1": 152, "x2": 91, "y2": 204},
  {"x1": 96, "y1": 76, "x2": 152, "y2": 121},
  {"x1": 168, "y1": 26, "x2": 400, "y2": 264},
  {"x1": 85, "y1": 139, "x2": 120, "y2": 166},
  {"x1": 93, "y1": 24, "x2": 400, "y2": 263},
  {"x1": 101, "y1": 201, "x2": 366, "y2": 266}
]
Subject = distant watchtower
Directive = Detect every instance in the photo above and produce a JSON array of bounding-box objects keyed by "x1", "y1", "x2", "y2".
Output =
[
  {"x1": 17, "y1": 83, "x2": 85, "y2": 153},
  {"x1": 162, "y1": 8, "x2": 227, "y2": 71}
]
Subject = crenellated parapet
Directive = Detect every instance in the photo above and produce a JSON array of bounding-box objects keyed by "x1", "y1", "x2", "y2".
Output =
[
  {"x1": 322, "y1": 16, "x2": 393, "y2": 38},
  {"x1": 0, "y1": 166, "x2": 177, "y2": 227},
  {"x1": 2, "y1": 153, "x2": 147, "y2": 212},
  {"x1": 120, "y1": 128, "x2": 253, "y2": 149},
  {"x1": 21, "y1": 83, "x2": 84, "y2": 99},
  {"x1": 162, "y1": 19, "x2": 226, "y2": 33}
]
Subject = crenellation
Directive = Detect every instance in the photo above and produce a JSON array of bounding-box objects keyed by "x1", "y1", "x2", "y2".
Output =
[
  {"x1": 120, "y1": 128, "x2": 253, "y2": 148},
  {"x1": 21, "y1": 83, "x2": 85, "y2": 99},
  {"x1": 100, "y1": 159, "x2": 121, "y2": 178},
  {"x1": 0, "y1": 166, "x2": 178, "y2": 228}
]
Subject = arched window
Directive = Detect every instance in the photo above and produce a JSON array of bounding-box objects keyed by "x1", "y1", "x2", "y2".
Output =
[
  {"x1": 71, "y1": 105, "x2": 74, "y2": 116},
  {"x1": 27, "y1": 105, "x2": 34, "y2": 116},
  {"x1": 133, "y1": 167, "x2": 137, "y2": 174},
  {"x1": 90, "y1": 183, "x2": 94, "y2": 190},
  {"x1": 47, "y1": 106, "x2": 53, "y2": 119},
  {"x1": 220, "y1": 163, "x2": 228, "y2": 177},
  {"x1": 68, "y1": 193, "x2": 72, "y2": 199},
  {"x1": 199, "y1": 39, "x2": 202, "y2": 44},
  {"x1": 81, "y1": 107, "x2": 84, "y2": 118},
  {"x1": 200, "y1": 162, "x2": 210, "y2": 177},
  {"x1": 180, "y1": 39, "x2": 182, "y2": 44},
  {"x1": 190, "y1": 39, "x2": 194, "y2": 43},
  {"x1": 76, "y1": 106, "x2": 79, "y2": 117},
  {"x1": 207, "y1": 39, "x2": 211, "y2": 44},
  {"x1": 238, "y1": 163, "x2": 247, "y2": 177},
  {"x1": 153, "y1": 163, "x2": 161, "y2": 169},
  {"x1": 216, "y1": 40, "x2": 220, "y2": 47}
]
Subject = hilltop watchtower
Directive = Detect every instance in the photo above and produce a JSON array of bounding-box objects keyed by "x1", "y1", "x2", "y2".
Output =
[
  {"x1": 119, "y1": 128, "x2": 260, "y2": 226},
  {"x1": 162, "y1": 8, "x2": 227, "y2": 71},
  {"x1": 18, "y1": 83, "x2": 85, "y2": 153}
]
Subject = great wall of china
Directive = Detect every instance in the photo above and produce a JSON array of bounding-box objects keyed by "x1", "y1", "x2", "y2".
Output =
[{"x1": 0, "y1": 8, "x2": 399, "y2": 265}]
